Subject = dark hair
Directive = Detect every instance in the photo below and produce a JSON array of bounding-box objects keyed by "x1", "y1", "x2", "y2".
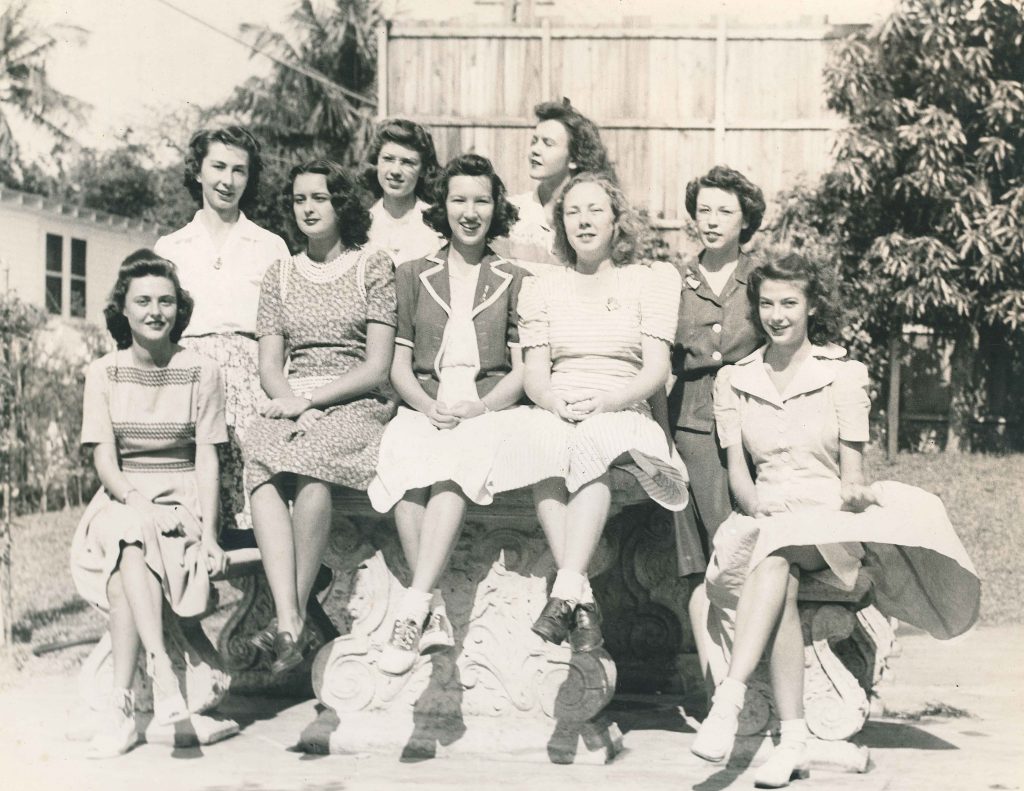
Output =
[
  {"x1": 422, "y1": 154, "x2": 519, "y2": 241},
  {"x1": 183, "y1": 125, "x2": 264, "y2": 210},
  {"x1": 747, "y1": 253, "x2": 841, "y2": 345},
  {"x1": 284, "y1": 159, "x2": 372, "y2": 248},
  {"x1": 552, "y1": 172, "x2": 644, "y2": 267},
  {"x1": 361, "y1": 118, "x2": 440, "y2": 202},
  {"x1": 103, "y1": 250, "x2": 194, "y2": 349},
  {"x1": 534, "y1": 99, "x2": 617, "y2": 180},
  {"x1": 684, "y1": 165, "x2": 766, "y2": 245}
]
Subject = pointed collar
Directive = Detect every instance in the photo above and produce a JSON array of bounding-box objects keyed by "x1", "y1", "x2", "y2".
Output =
[
  {"x1": 180, "y1": 210, "x2": 262, "y2": 243},
  {"x1": 730, "y1": 343, "x2": 848, "y2": 406}
]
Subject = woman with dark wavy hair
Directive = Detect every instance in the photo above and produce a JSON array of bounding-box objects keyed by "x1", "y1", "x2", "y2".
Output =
[
  {"x1": 154, "y1": 125, "x2": 289, "y2": 540},
  {"x1": 71, "y1": 250, "x2": 228, "y2": 757},
  {"x1": 243, "y1": 160, "x2": 398, "y2": 676},
  {"x1": 363, "y1": 118, "x2": 443, "y2": 264},
  {"x1": 691, "y1": 253, "x2": 979, "y2": 786}
]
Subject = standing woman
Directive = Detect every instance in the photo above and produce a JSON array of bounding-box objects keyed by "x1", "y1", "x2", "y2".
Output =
[
  {"x1": 363, "y1": 118, "x2": 443, "y2": 265},
  {"x1": 691, "y1": 254, "x2": 979, "y2": 787},
  {"x1": 367, "y1": 153, "x2": 530, "y2": 675},
  {"x1": 496, "y1": 99, "x2": 616, "y2": 268},
  {"x1": 71, "y1": 251, "x2": 229, "y2": 757},
  {"x1": 668, "y1": 166, "x2": 765, "y2": 681},
  {"x1": 154, "y1": 126, "x2": 290, "y2": 536},
  {"x1": 244, "y1": 160, "x2": 397, "y2": 675},
  {"x1": 507, "y1": 173, "x2": 689, "y2": 652}
]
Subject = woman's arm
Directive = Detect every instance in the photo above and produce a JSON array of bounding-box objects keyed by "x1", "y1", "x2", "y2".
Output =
[
  {"x1": 258, "y1": 334, "x2": 309, "y2": 419},
  {"x1": 523, "y1": 345, "x2": 576, "y2": 421},
  {"x1": 570, "y1": 336, "x2": 671, "y2": 417},
  {"x1": 93, "y1": 444, "x2": 181, "y2": 535},
  {"x1": 447, "y1": 348, "x2": 527, "y2": 420},
  {"x1": 724, "y1": 443, "x2": 760, "y2": 517},
  {"x1": 308, "y1": 321, "x2": 396, "y2": 408},
  {"x1": 194, "y1": 442, "x2": 227, "y2": 574},
  {"x1": 838, "y1": 439, "x2": 879, "y2": 511},
  {"x1": 390, "y1": 343, "x2": 458, "y2": 429}
]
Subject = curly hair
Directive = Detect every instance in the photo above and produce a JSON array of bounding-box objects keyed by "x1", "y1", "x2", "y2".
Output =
[
  {"x1": 552, "y1": 172, "x2": 644, "y2": 267},
  {"x1": 684, "y1": 165, "x2": 766, "y2": 245},
  {"x1": 361, "y1": 118, "x2": 440, "y2": 202},
  {"x1": 534, "y1": 99, "x2": 617, "y2": 180},
  {"x1": 284, "y1": 159, "x2": 371, "y2": 248},
  {"x1": 103, "y1": 250, "x2": 194, "y2": 349},
  {"x1": 747, "y1": 253, "x2": 842, "y2": 345},
  {"x1": 183, "y1": 125, "x2": 264, "y2": 210},
  {"x1": 422, "y1": 154, "x2": 520, "y2": 242}
]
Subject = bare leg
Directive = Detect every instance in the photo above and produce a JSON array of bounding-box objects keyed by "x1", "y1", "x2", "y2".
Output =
[
  {"x1": 561, "y1": 474, "x2": 612, "y2": 575},
  {"x1": 769, "y1": 568, "x2": 805, "y2": 721},
  {"x1": 106, "y1": 571, "x2": 141, "y2": 690},
  {"x1": 251, "y1": 479, "x2": 301, "y2": 636},
  {"x1": 726, "y1": 555, "x2": 791, "y2": 683},
  {"x1": 117, "y1": 545, "x2": 166, "y2": 655},
  {"x1": 394, "y1": 489, "x2": 428, "y2": 574},
  {"x1": 410, "y1": 482, "x2": 468, "y2": 593},
  {"x1": 686, "y1": 575, "x2": 716, "y2": 695},
  {"x1": 293, "y1": 475, "x2": 333, "y2": 622},
  {"x1": 533, "y1": 477, "x2": 569, "y2": 568}
]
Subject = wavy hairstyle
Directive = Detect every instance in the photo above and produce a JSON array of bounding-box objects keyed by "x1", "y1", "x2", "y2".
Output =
[
  {"x1": 534, "y1": 99, "x2": 617, "y2": 180},
  {"x1": 422, "y1": 153, "x2": 519, "y2": 241},
  {"x1": 284, "y1": 159, "x2": 372, "y2": 248},
  {"x1": 684, "y1": 165, "x2": 766, "y2": 245},
  {"x1": 552, "y1": 172, "x2": 644, "y2": 267},
  {"x1": 747, "y1": 253, "x2": 842, "y2": 345},
  {"x1": 183, "y1": 125, "x2": 264, "y2": 210},
  {"x1": 103, "y1": 250, "x2": 194, "y2": 349},
  {"x1": 361, "y1": 118, "x2": 440, "y2": 202}
]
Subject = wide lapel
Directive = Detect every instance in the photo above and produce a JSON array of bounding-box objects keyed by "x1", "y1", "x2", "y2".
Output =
[
  {"x1": 683, "y1": 253, "x2": 723, "y2": 307},
  {"x1": 419, "y1": 247, "x2": 451, "y2": 316},
  {"x1": 471, "y1": 250, "x2": 514, "y2": 318},
  {"x1": 719, "y1": 251, "x2": 754, "y2": 303}
]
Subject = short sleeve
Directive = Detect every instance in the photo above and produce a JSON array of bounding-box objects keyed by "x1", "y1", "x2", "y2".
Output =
[
  {"x1": 256, "y1": 260, "x2": 285, "y2": 339},
  {"x1": 712, "y1": 365, "x2": 742, "y2": 448},
  {"x1": 639, "y1": 261, "x2": 682, "y2": 342},
  {"x1": 271, "y1": 233, "x2": 291, "y2": 262},
  {"x1": 833, "y1": 360, "x2": 871, "y2": 442},
  {"x1": 195, "y1": 358, "x2": 228, "y2": 445},
  {"x1": 517, "y1": 274, "x2": 549, "y2": 347},
  {"x1": 364, "y1": 251, "x2": 398, "y2": 327},
  {"x1": 394, "y1": 259, "x2": 418, "y2": 347},
  {"x1": 153, "y1": 234, "x2": 170, "y2": 259},
  {"x1": 506, "y1": 266, "x2": 532, "y2": 347},
  {"x1": 80, "y1": 358, "x2": 115, "y2": 446}
]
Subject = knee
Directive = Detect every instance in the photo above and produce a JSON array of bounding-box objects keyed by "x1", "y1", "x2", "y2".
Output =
[{"x1": 756, "y1": 554, "x2": 792, "y2": 579}]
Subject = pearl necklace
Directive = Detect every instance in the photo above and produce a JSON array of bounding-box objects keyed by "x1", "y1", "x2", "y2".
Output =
[{"x1": 293, "y1": 249, "x2": 360, "y2": 283}]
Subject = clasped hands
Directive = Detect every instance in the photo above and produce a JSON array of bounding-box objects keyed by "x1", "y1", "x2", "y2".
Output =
[
  {"x1": 426, "y1": 399, "x2": 486, "y2": 430},
  {"x1": 549, "y1": 390, "x2": 616, "y2": 423},
  {"x1": 262, "y1": 396, "x2": 324, "y2": 432}
]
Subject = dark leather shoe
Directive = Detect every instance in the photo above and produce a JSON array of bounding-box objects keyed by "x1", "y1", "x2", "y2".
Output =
[
  {"x1": 570, "y1": 602, "x2": 604, "y2": 652},
  {"x1": 531, "y1": 597, "x2": 574, "y2": 645},
  {"x1": 270, "y1": 625, "x2": 319, "y2": 677},
  {"x1": 248, "y1": 617, "x2": 277, "y2": 653}
]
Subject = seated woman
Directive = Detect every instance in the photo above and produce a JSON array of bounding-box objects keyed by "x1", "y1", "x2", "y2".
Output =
[
  {"x1": 368, "y1": 153, "x2": 531, "y2": 675},
  {"x1": 71, "y1": 251, "x2": 229, "y2": 758},
  {"x1": 691, "y1": 253, "x2": 980, "y2": 788},
  {"x1": 244, "y1": 160, "x2": 397, "y2": 676},
  {"x1": 502, "y1": 172, "x2": 689, "y2": 652}
]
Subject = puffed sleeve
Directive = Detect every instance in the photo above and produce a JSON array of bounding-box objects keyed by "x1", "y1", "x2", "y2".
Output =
[
  {"x1": 256, "y1": 259, "x2": 285, "y2": 339},
  {"x1": 195, "y1": 358, "x2": 228, "y2": 445},
  {"x1": 80, "y1": 358, "x2": 115, "y2": 446},
  {"x1": 639, "y1": 260, "x2": 682, "y2": 342},
  {"x1": 364, "y1": 250, "x2": 397, "y2": 326},
  {"x1": 833, "y1": 359, "x2": 871, "y2": 442},
  {"x1": 516, "y1": 273, "x2": 549, "y2": 348},
  {"x1": 712, "y1": 365, "x2": 742, "y2": 448},
  {"x1": 506, "y1": 266, "x2": 532, "y2": 348},
  {"x1": 152, "y1": 234, "x2": 170, "y2": 259}
]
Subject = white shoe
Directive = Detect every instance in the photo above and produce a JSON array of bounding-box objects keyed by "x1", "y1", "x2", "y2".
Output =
[
  {"x1": 378, "y1": 617, "x2": 423, "y2": 676},
  {"x1": 691, "y1": 695, "x2": 740, "y2": 763},
  {"x1": 87, "y1": 688, "x2": 138, "y2": 759},
  {"x1": 754, "y1": 742, "x2": 810, "y2": 788},
  {"x1": 147, "y1": 652, "x2": 189, "y2": 725},
  {"x1": 418, "y1": 610, "x2": 454, "y2": 655}
]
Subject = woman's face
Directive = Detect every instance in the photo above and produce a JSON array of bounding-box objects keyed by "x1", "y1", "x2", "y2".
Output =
[
  {"x1": 757, "y1": 278, "x2": 812, "y2": 348},
  {"x1": 446, "y1": 174, "x2": 494, "y2": 249},
  {"x1": 123, "y1": 275, "x2": 177, "y2": 346},
  {"x1": 694, "y1": 187, "x2": 747, "y2": 253},
  {"x1": 197, "y1": 142, "x2": 250, "y2": 213},
  {"x1": 376, "y1": 141, "x2": 423, "y2": 202},
  {"x1": 292, "y1": 172, "x2": 340, "y2": 242},
  {"x1": 528, "y1": 119, "x2": 573, "y2": 183},
  {"x1": 562, "y1": 181, "x2": 615, "y2": 263}
]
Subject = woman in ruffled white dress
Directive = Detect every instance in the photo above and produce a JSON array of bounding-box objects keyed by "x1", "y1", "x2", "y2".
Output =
[
  {"x1": 501, "y1": 172, "x2": 689, "y2": 654},
  {"x1": 368, "y1": 154, "x2": 532, "y2": 675},
  {"x1": 690, "y1": 253, "x2": 980, "y2": 788}
]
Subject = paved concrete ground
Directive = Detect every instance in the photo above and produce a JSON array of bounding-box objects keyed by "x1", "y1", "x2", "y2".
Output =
[{"x1": 1, "y1": 625, "x2": 1020, "y2": 791}]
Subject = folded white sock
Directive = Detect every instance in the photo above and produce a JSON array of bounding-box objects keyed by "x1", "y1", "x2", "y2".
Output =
[{"x1": 550, "y1": 569, "x2": 586, "y2": 605}]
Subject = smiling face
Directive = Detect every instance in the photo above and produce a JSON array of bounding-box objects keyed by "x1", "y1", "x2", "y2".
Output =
[
  {"x1": 123, "y1": 275, "x2": 178, "y2": 347},
  {"x1": 528, "y1": 119, "x2": 574, "y2": 183},
  {"x1": 376, "y1": 141, "x2": 424, "y2": 202},
  {"x1": 197, "y1": 142, "x2": 250, "y2": 214},
  {"x1": 562, "y1": 181, "x2": 615, "y2": 263},
  {"x1": 446, "y1": 175, "x2": 495, "y2": 249},
  {"x1": 757, "y1": 278, "x2": 813, "y2": 349},
  {"x1": 291, "y1": 172, "x2": 340, "y2": 243},
  {"x1": 695, "y1": 186, "x2": 747, "y2": 254}
]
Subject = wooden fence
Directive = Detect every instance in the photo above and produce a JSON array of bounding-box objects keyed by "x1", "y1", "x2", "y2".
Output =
[{"x1": 377, "y1": 19, "x2": 856, "y2": 239}]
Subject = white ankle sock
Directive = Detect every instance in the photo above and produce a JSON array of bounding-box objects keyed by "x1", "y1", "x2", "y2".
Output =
[
  {"x1": 779, "y1": 718, "x2": 809, "y2": 746},
  {"x1": 398, "y1": 588, "x2": 432, "y2": 623},
  {"x1": 579, "y1": 576, "x2": 595, "y2": 605},
  {"x1": 551, "y1": 569, "x2": 586, "y2": 604},
  {"x1": 716, "y1": 677, "x2": 747, "y2": 709},
  {"x1": 430, "y1": 588, "x2": 446, "y2": 613}
]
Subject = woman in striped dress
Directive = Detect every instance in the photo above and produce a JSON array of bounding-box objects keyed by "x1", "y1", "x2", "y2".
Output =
[{"x1": 501, "y1": 173, "x2": 689, "y2": 652}]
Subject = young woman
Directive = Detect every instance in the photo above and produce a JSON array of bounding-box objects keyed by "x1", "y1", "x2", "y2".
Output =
[
  {"x1": 363, "y1": 118, "x2": 443, "y2": 265},
  {"x1": 71, "y1": 251, "x2": 228, "y2": 758},
  {"x1": 154, "y1": 126, "x2": 289, "y2": 537},
  {"x1": 504, "y1": 172, "x2": 689, "y2": 652},
  {"x1": 244, "y1": 160, "x2": 397, "y2": 676},
  {"x1": 367, "y1": 153, "x2": 530, "y2": 675},
  {"x1": 692, "y1": 253, "x2": 980, "y2": 788},
  {"x1": 495, "y1": 99, "x2": 616, "y2": 268}
]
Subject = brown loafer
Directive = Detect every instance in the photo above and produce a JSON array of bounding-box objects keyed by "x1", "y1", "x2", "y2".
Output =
[
  {"x1": 531, "y1": 597, "x2": 574, "y2": 645},
  {"x1": 570, "y1": 602, "x2": 604, "y2": 653}
]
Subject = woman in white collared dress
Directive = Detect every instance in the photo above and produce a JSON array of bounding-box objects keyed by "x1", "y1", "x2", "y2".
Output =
[
  {"x1": 154, "y1": 126, "x2": 289, "y2": 534},
  {"x1": 690, "y1": 253, "x2": 980, "y2": 788}
]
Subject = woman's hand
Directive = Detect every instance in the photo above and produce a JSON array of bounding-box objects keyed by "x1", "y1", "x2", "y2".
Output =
[
  {"x1": 295, "y1": 407, "x2": 325, "y2": 433},
  {"x1": 262, "y1": 396, "x2": 310, "y2": 419},
  {"x1": 565, "y1": 390, "x2": 617, "y2": 420},
  {"x1": 447, "y1": 400, "x2": 487, "y2": 421},
  {"x1": 203, "y1": 537, "x2": 229, "y2": 576},
  {"x1": 841, "y1": 482, "x2": 879, "y2": 513},
  {"x1": 427, "y1": 401, "x2": 460, "y2": 430},
  {"x1": 128, "y1": 497, "x2": 186, "y2": 537}
]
